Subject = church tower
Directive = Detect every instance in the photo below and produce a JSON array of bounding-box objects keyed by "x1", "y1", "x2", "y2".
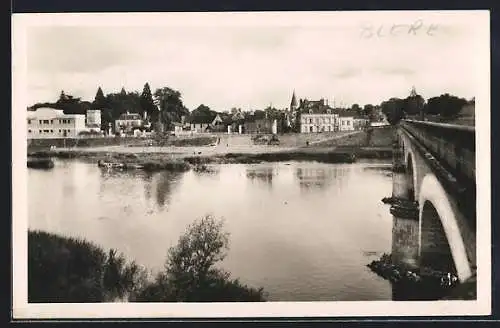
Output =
[
  {"x1": 410, "y1": 85, "x2": 417, "y2": 98},
  {"x1": 290, "y1": 90, "x2": 298, "y2": 111}
]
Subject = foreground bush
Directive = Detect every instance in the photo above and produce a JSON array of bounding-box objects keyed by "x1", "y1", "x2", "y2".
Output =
[
  {"x1": 28, "y1": 216, "x2": 266, "y2": 303},
  {"x1": 28, "y1": 230, "x2": 147, "y2": 303},
  {"x1": 134, "y1": 215, "x2": 266, "y2": 302}
]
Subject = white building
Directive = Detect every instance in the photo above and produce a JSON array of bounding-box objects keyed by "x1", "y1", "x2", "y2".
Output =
[
  {"x1": 339, "y1": 114, "x2": 355, "y2": 131},
  {"x1": 114, "y1": 112, "x2": 144, "y2": 134},
  {"x1": 27, "y1": 107, "x2": 87, "y2": 139},
  {"x1": 300, "y1": 113, "x2": 340, "y2": 133},
  {"x1": 85, "y1": 109, "x2": 101, "y2": 131}
]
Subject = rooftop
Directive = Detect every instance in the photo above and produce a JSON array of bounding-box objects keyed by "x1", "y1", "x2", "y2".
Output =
[{"x1": 27, "y1": 107, "x2": 85, "y2": 119}]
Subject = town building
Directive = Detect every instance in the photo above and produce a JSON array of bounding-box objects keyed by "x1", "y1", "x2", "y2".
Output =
[
  {"x1": 243, "y1": 118, "x2": 280, "y2": 134},
  {"x1": 27, "y1": 107, "x2": 87, "y2": 139},
  {"x1": 188, "y1": 113, "x2": 224, "y2": 133},
  {"x1": 85, "y1": 109, "x2": 101, "y2": 132},
  {"x1": 353, "y1": 115, "x2": 370, "y2": 130},
  {"x1": 300, "y1": 112, "x2": 340, "y2": 133},
  {"x1": 114, "y1": 112, "x2": 144, "y2": 134},
  {"x1": 339, "y1": 112, "x2": 355, "y2": 131}
]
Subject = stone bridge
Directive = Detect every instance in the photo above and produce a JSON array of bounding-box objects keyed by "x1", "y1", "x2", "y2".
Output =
[{"x1": 389, "y1": 119, "x2": 476, "y2": 283}]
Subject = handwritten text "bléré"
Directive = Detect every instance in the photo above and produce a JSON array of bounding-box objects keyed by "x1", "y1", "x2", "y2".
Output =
[{"x1": 360, "y1": 19, "x2": 438, "y2": 39}]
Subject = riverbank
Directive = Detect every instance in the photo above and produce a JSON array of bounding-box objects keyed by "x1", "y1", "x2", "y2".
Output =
[
  {"x1": 28, "y1": 146, "x2": 392, "y2": 171},
  {"x1": 28, "y1": 217, "x2": 266, "y2": 303},
  {"x1": 27, "y1": 128, "x2": 394, "y2": 171},
  {"x1": 367, "y1": 253, "x2": 475, "y2": 300}
]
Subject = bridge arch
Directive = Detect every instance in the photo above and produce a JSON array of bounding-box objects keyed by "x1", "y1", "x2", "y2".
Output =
[
  {"x1": 402, "y1": 138, "x2": 418, "y2": 202},
  {"x1": 406, "y1": 153, "x2": 416, "y2": 201},
  {"x1": 418, "y1": 173, "x2": 472, "y2": 282}
]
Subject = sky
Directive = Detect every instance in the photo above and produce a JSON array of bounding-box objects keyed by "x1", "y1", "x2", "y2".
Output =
[{"x1": 16, "y1": 11, "x2": 489, "y2": 111}]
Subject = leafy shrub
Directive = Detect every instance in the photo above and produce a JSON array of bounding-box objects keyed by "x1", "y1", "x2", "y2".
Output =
[
  {"x1": 28, "y1": 230, "x2": 146, "y2": 303},
  {"x1": 135, "y1": 215, "x2": 267, "y2": 302},
  {"x1": 28, "y1": 216, "x2": 267, "y2": 303}
]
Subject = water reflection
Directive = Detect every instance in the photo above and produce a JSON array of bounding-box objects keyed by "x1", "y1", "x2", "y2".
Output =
[
  {"x1": 29, "y1": 160, "x2": 393, "y2": 301},
  {"x1": 154, "y1": 171, "x2": 182, "y2": 208},
  {"x1": 246, "y1": 166, "x2": 275, "y2": 188},
  {"x1": 362, "y1": 165, "x2": 393, "y2": 178},
  {"x1": 142, "y1": 171, "x2": 154, "y2": 201},
  {"x1": 295, "y1": 166, "x2": 350, "y2": 193}
]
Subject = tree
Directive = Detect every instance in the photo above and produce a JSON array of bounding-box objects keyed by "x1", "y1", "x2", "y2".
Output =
[
  {"x1": 424, "y1": 94, "x2": 468, "y2": 118},
  {"x1": 253, "y1": 110, "x2": 266, "y2": 120},
  {"x1": 92, "y1": 87, "x2": 107, "y2": 110},
  {"x1": 135, "y1": 216, "x2": 266, "y2": 302},
  {"x1": 140, "y1": 83, "x2": 158, "y2": 122},
  {"x1": 363, "y1": 104, "x2": 374, "y2": 118},
  {"x1": 351, "y1": 104, "x2": 361, "y2": 115},
  {"x1": 154, "y1": 87, "x2": 189, "y2": 129},
  {"x1": 403, "y1": 93, "x2": 425, "y2": 117},
  {"x1": 381, "y1": 98, "x2": 405, "y2": 125},
  {"x1": 55, "y1": 91, "x2": 86, "y2": 115},
  {"x1": 105, "y1": 91, "x2": 141, "y2": 120}
]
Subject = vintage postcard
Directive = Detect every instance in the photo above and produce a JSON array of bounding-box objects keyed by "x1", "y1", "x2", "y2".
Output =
[{"x1": 12, "y1": 10, "x2": 490, "y2": 319}]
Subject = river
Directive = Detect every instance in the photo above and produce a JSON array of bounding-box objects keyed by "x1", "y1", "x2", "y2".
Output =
[{"x1": 28, "y1": 159, "x2": 394, "y2": 301}]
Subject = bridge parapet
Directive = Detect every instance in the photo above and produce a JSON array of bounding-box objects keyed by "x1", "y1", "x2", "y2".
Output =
[{"x1": 400, "y1": 120, "x2": 475, "y2": 185}]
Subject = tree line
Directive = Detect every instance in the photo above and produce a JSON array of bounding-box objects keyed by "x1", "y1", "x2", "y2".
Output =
[
  {"x1": 29, "y1": 83, "x2": 473, "y2": 131},
  {"x1": 348, "y1": 91, "x2": 472, "y2": 126},
  {"x1": 378, "y1": 93, "x2": 472, "y2": 125},
  {"x1": 29, "y1": 83, "x2": 189, "y2": 132}
]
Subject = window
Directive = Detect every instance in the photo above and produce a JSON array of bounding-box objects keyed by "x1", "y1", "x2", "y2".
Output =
[
  {"x1": 50, "y1": 130, "x2": 53, "y2": 133},
  {"x1": 309, "y1": 118, "x2": 312, "y2": 124},
  {"x1": 347, "y1": 121, "x2": 350, "y2": 125},
  {"x1": 59, "y1": 130, "x2": 61, "y2": 133},
  {"x1": 39, "y1": 120, "x2": 42, "y2": 124},
  {"x1": 50, "y1": 120, "x2": 53, "y2": 124},
  {"x1": 39, "y1": 130, "x2": 42, "y2": 133},
  {"x1": 28, "y1": 129, "x2": 32, "y2": 133},
  {"x1": 44, "y1": 129, "x2": 50, "y2": 133},
  {"x1": 342, "y1": 121, "x2": 345, "y2": 125},
  {"x1": 28, "y1": 119, "x2": 31, "y2": 124}
]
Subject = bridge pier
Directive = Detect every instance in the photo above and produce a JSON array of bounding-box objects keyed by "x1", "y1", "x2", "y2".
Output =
[{"x1": 390, "y1": 137, "x2": 420, "y2": 269}]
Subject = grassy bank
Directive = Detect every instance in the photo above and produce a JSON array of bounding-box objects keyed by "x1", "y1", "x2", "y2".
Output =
[
  {"x1": 28, "y1": 145, "x2": 391, "y2": 172},
  {"x1": 27, "y1": 129, "x2": 394, "y2": 171},
  {"x1": 28, "y1": 149, "x2": 363, "y2": 172},
  {"x1": 27, "y1": 137, "x2": 143, "y2": 152},
  {"x1": 311, "y1": 126, "x2": 394, "y2": 148},
  {"x1": 28, "y1": 216, "x2": 266, "y2": 303},
  {"x1": 27, "y1": 135, "x2": 218, "y2": 153}
]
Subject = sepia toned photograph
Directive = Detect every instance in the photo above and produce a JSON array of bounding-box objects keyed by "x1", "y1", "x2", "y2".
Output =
[{"x1": 12, "y1": 10, "x2": 490, "y2": 319}]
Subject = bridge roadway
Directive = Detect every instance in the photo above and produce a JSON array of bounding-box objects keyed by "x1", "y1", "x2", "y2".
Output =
[{"x1": 389, "y1": 119, "x2": 476, "y2": 285}]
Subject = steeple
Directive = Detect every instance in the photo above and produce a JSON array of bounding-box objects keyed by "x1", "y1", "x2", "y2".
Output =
[
  {"x1": 290, "y1": 90, "x2": 298, "y2": 111},
  {"x1": 410, "y1": 86, "x2": 417, "y2": 97}
]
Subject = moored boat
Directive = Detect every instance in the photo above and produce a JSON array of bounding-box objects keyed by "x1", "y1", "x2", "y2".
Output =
[
  {"x1": 97, "y1": 160, "x2": 144, "y2": 170},
  {"x1": 97, "y1": 160, "x2": 125, "y2": 169}
]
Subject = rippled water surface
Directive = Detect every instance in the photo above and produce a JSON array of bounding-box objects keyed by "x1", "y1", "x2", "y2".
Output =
[{"x1": 28, "y1": 159, "x2": 394, "y2": 301}]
